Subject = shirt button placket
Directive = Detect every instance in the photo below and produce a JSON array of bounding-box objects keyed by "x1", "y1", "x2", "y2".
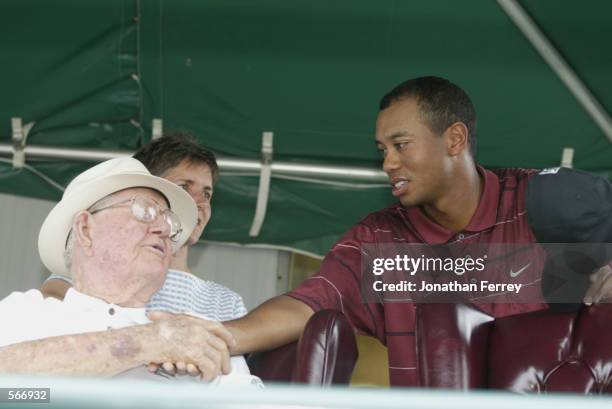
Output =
[{"x1": 107, "y1": 307, "x2": 115, "y2": 331}]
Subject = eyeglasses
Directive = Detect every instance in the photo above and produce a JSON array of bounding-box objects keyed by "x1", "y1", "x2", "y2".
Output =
[{"x1": 90, "y1": 196, "x2": 183, "y2": 242}]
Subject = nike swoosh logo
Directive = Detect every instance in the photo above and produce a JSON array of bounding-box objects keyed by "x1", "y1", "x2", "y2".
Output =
[{"x1": 510, "y1": 262, "x2": 531, "y2": 278}]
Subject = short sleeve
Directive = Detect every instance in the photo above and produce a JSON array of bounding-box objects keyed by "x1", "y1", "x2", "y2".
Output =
[
  {"x1": 286, "y1": 222, "x2": 385, "y2": 340},
  {"x1": 44, "y1": 273, "x2": 73, "y2": 285},
  {"x1": 232, "y1": 295, "x2": 248, "y2": 319},
  {"x1": 0, "y1": 290, "x2": 59, "y2": 347}
]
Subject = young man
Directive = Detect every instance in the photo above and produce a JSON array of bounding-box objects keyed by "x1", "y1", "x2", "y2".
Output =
[
  {"x1": 42, "y1": 132, "x2": 247, "y2": 322},
  {"x1": 223, "y1": 76, "x2": 612, "y2": 386}
]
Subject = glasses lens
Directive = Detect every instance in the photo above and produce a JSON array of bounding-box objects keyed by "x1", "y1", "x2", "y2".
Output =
[
  {"x1": 130, "y1": 196, "x2": 181, "y2": 241},
  {"x1": 132, "y1": 197, "x2": 157, "y2": 222},
  {"x1": 164, "y1": 210, "x2": 182, "y2": 242}
]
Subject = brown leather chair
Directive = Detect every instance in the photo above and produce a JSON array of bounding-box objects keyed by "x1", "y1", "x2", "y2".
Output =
[
  {"x1": 416, "y1": 303, "x2": 612, "y2": 394},
  {"x1": 247, "y1": 309, "x2": 358, "y2": 385}
]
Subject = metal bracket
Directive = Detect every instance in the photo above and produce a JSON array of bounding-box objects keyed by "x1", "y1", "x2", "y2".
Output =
[
  {"x1": 249, "y1": 131, "x2": 274, "y2": 237},
  {"x1": 11, "y1": 117, "x2": 34, "y2": 168},
  {"x1": 152, "y1": 118, "x2": 163, "y2": 140},
  {"x1": 560, "y1": 147, "x2": 574, "y2": 168}
]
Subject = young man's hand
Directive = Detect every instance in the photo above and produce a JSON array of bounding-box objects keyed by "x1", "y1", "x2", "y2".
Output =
[{"x1": 40, "y1": 278, "x2": 71, "y2": 300}]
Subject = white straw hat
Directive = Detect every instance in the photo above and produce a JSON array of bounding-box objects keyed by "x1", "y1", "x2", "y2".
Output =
[{"x1": 38, "y1": 157, "x2": 197, "y2": 276}]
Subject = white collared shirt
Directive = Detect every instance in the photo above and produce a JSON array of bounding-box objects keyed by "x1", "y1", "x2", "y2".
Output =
[
  {"x1": 0, "y1": 288, "x2": 140, "y2": 346},
  {"x1": 0, "y1": 288, "x2": 260, "y2": 387}
]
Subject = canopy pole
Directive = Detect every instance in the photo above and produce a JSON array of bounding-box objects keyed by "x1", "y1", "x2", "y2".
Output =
[
  {"x1": 0, "y1": 143, "x2": 387, "y2": 183},
  {"x1": 249, "y1": 132, "x2": 274, "y2": 237},
  {"x1": 497, "y1": 0, "x2": 612, "y2": 143}
]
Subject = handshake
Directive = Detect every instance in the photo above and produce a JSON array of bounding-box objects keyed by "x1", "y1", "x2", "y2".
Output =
[{"x1": 144, "y1": 311, "x2": 237, "y2": 381}]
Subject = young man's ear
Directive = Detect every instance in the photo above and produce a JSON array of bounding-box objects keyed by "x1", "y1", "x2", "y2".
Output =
[
  {"x1": 445, "y1": 122, "x2": 469, "y2": 156},
  {"x1": 73, "y1": 211, "x2": 94, "y2": 255}
]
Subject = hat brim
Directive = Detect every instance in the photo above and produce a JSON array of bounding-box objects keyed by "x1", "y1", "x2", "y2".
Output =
[{"x1": 38, "y1": 171, "x2": 197, "y2": 276}]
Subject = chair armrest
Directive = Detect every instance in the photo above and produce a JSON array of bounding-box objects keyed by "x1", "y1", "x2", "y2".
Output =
[
  {"x1": 417, "y1": 303, "x2": 494, "y2": 389},
  {"x1": 248, "y1": 309, "x2": 358, "y2": 385}
]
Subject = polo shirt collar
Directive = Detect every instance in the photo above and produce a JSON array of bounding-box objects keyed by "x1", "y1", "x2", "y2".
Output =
[
  {"x1": 464, "y1": 166, "x2": 500, "y2": 232},
  {"x1": 400, "y1": 165, "x2": 500, "y2": 244}
]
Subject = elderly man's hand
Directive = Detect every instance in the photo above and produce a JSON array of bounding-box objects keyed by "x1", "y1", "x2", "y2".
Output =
[
  {"x1": 146, "y1": 311, "x2": 235, "y2": 381},
  {"x1": 584, "y1": 263, "x2": 612, "y2": 305}
]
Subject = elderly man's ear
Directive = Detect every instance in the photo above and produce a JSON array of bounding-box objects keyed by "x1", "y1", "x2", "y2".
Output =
[{"x1": 73, "y1": 211, "x2": 94, "y2": 255}]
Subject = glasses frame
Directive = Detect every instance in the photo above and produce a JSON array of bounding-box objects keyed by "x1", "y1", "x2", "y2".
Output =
[{"x1": 89, "y1": 196, "x2": 183, "y2": 242}]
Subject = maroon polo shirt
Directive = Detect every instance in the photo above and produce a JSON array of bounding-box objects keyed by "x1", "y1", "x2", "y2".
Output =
[{"x1": 287, "y1": 166, "x2": 548, "y2": 387}]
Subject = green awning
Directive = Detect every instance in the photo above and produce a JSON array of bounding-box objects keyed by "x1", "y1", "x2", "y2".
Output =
[{"x1": 1, "y1": 0, "x2": 610, "y2": 255}]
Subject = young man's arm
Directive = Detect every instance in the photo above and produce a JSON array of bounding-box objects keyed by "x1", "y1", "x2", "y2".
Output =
[
  {"x1": 0, "y1": 314, "x2": 233, "y2": 379},
  {"x1": 226, "y1": 295, "x2": 314, "y2": 354},
  {"x1": 40, "y1": 277, "x2": 71, "y2": 300}
]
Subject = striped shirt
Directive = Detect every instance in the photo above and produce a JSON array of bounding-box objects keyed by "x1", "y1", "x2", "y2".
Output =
[{"x1": 147, "y1": 269, "x2": 247, "y2": 321}]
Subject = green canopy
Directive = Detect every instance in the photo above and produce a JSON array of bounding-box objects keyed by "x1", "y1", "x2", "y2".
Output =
[{"x1": 1, "y1": 0, "x2": 610, "y2": 256}]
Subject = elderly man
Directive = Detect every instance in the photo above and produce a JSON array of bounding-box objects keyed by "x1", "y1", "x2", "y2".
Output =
[
  {"x1": 0, "y1": 157, "x2": 244, "y2": 382},
  {"x1": 42, "y1": 132, "x2": 247, "y2": 322}
]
